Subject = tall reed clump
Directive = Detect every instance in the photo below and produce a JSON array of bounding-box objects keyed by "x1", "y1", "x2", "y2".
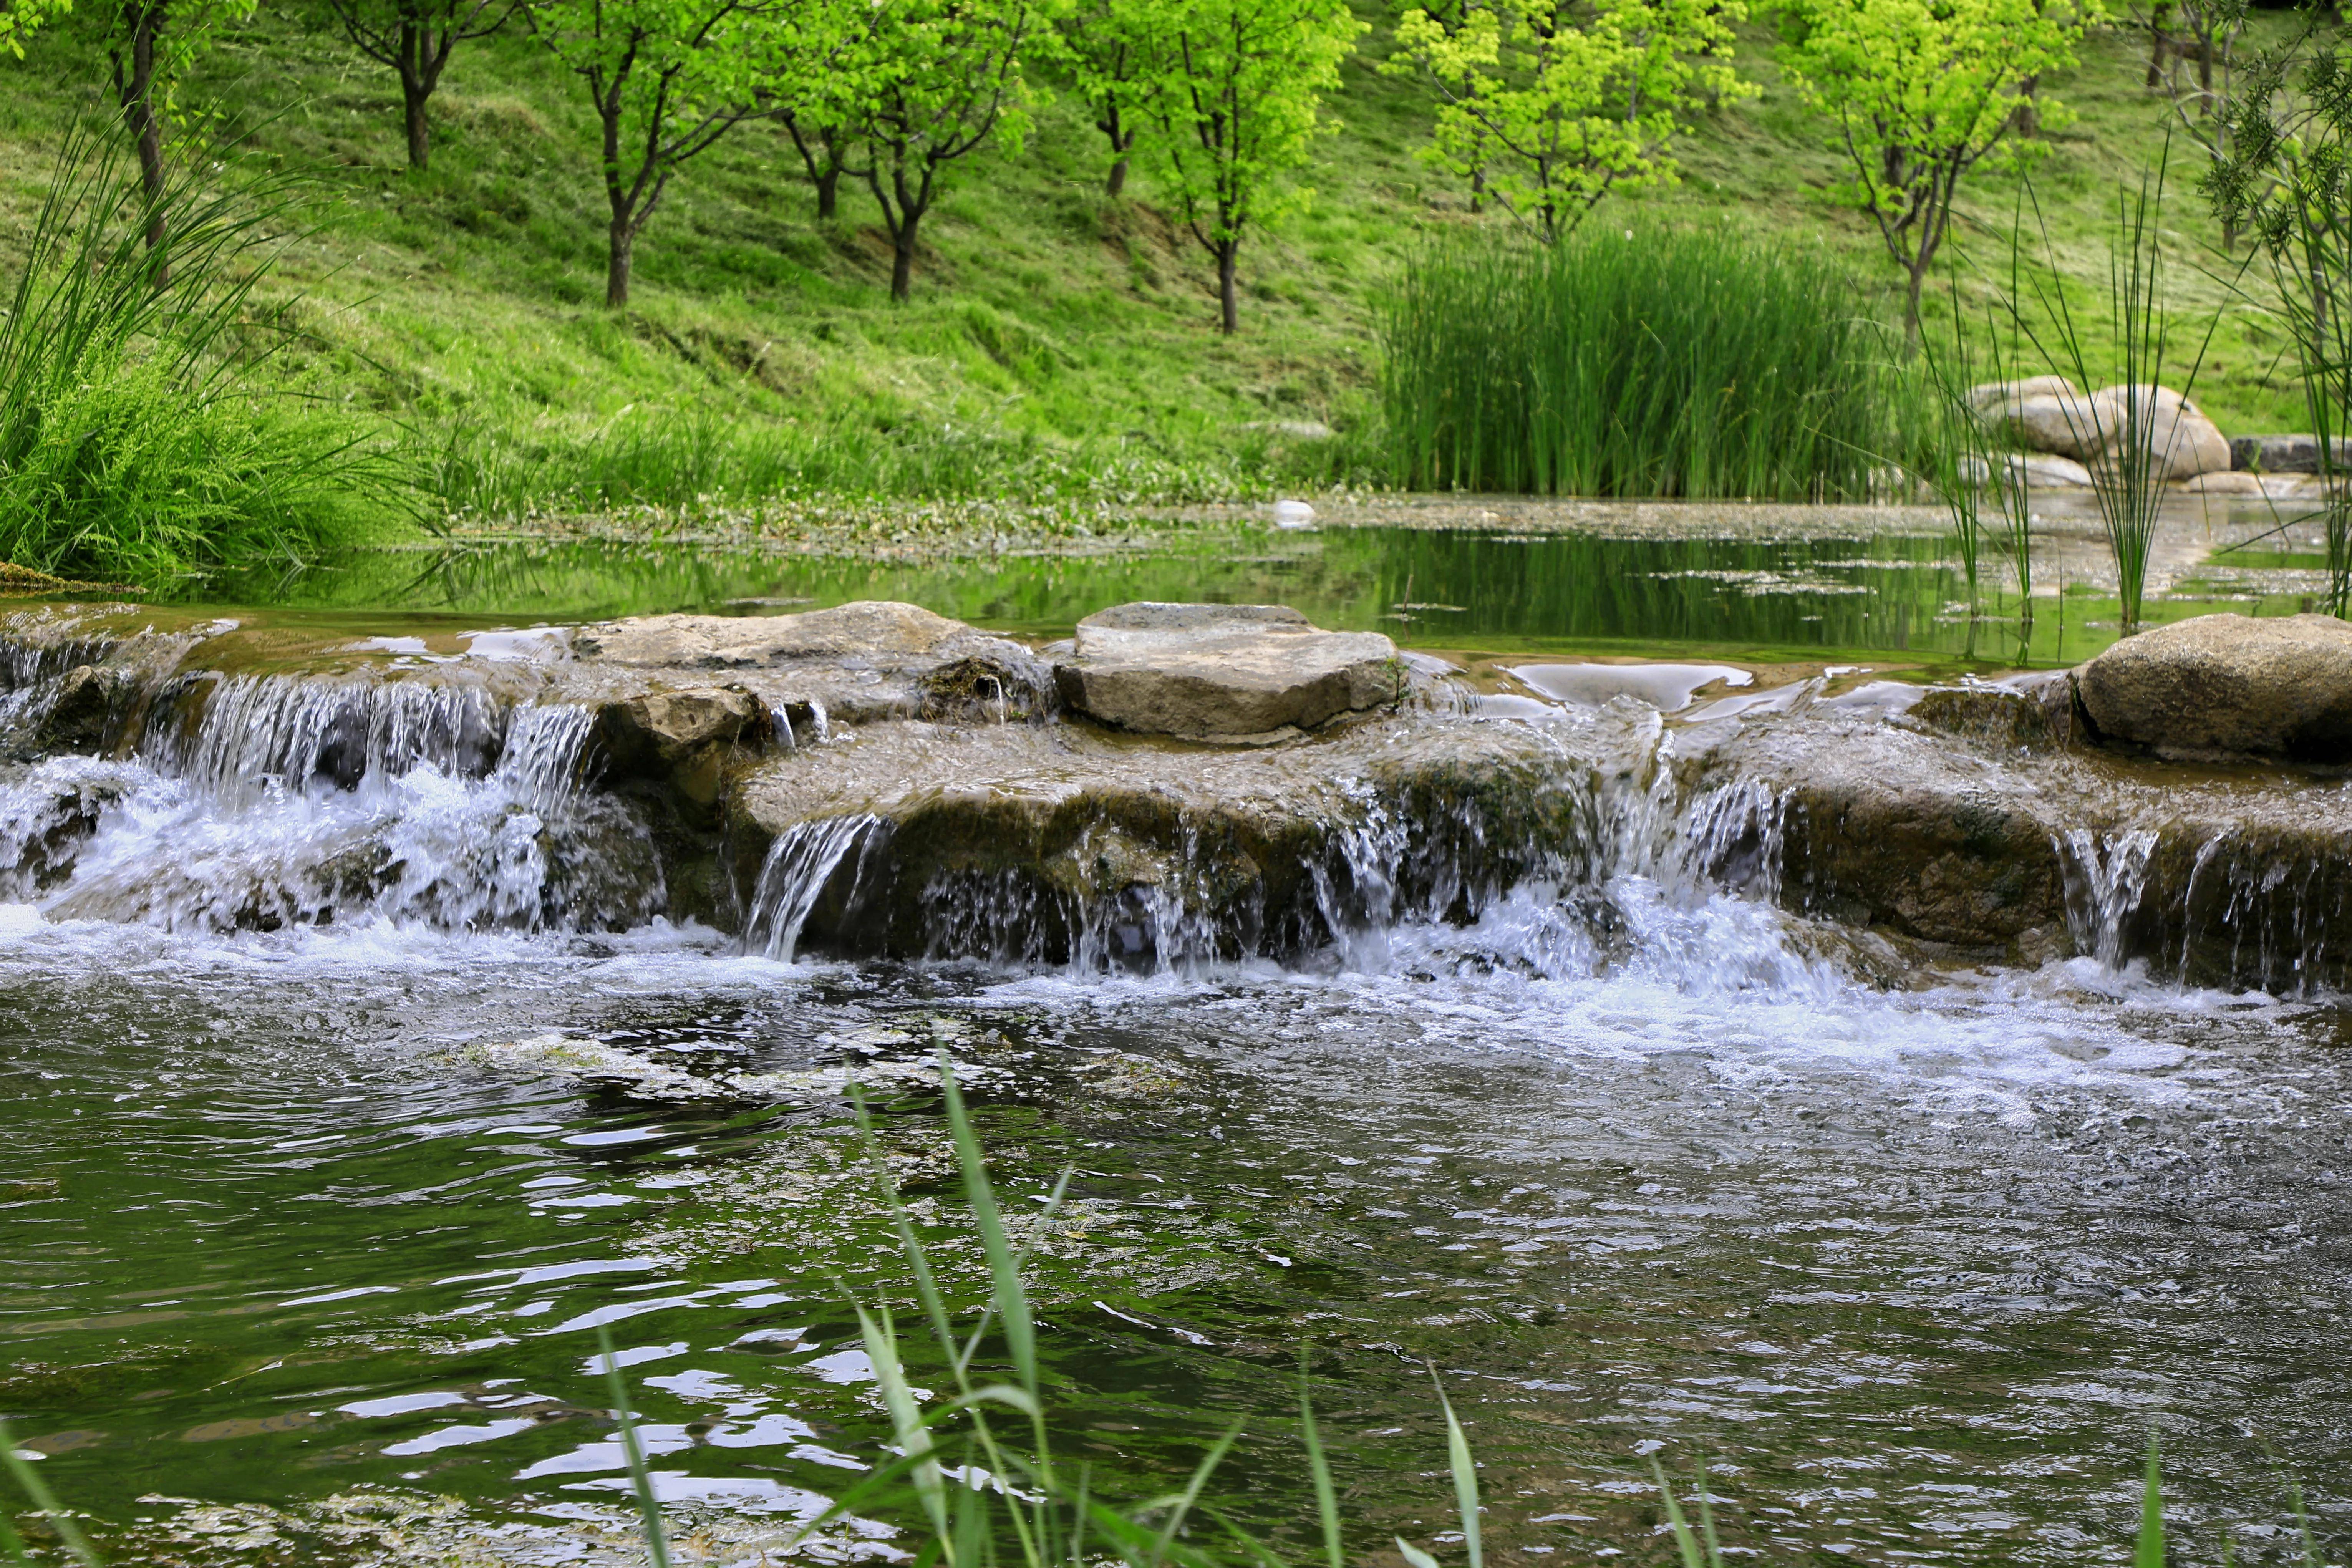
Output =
[
  {"x1": 0, "y1": 123, "x2": 382, "y2": 587},
  {"x1": 1921, "y1": 276, "x2": 2036, "y2": 646},
  {"x1": 2012, "y1": 152, "x2": 2227, "y2": 632},
  {"x1": 1377, "y1": 227, "x2": 1921, "y2": 501}
]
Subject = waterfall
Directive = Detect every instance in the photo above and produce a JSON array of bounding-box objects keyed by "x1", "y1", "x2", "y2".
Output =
[
  {"x1": 742, "y1": 815, "x2": 881, "y2": 961},
  {"x1": 2058, "y1": 828, "x2": 2158, "y2": 972}
]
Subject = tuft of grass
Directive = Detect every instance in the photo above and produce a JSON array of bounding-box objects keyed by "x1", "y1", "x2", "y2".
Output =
[
  {"x1": 2011, "y1": 151, "x2": 2231, "y2": 632},
  {"x1": 0, "y1": 122, "x2": 388, "y2": 587},
  {"x1": 1376, "y1": 225, "x2": 1925, "y2": 502}
]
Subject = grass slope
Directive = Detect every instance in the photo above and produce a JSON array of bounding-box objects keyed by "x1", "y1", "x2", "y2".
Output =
[{"x1": 0, "y1": 0, "x2": 2320, "y2": 522}]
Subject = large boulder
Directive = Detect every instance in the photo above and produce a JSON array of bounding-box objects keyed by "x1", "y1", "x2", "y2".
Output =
[
  {"x1": 572, "y1": 601, "x2": 1054, "y2": 725},
  {"x1": 1999, "y1": 389, "x2": 2102, "y2": 459},
  {"x1": 1052, "y1": 603, "x2": 1403, "y2": 739},
  {"x1": 1967, "y1": 375, "x2": 2082, "y2": 414},
  {"x1": 2089, "y1": 384, "x2": 2231, "y2": 480},
  {"x1": 2075, "y1": 612, "x2": 2352, "y2": 762}
]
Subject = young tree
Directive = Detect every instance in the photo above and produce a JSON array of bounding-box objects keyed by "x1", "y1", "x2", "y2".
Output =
[
  {"x1": 1129, "y1": 0, "x2": 1362, "y2": 332},
  {"x1": 1387, "y1": 0, "x2": 1752, "y2": 243},
  {"x1": 326, "y1": 0, "x2": 515, "y2": 171},
  {"x1": 781, "y1": 109, "x2": 848, "y2": 216},
  {"x1": 1064, "y1": 0, "x2": 1146, "y2": 195},
  {"x1": 1779, "y1": 0, "x2": 2093, "y2": 342},
  {"x1": 823, "y1": 0, "x2": 1057, "y2": 302},
  {"x1": 528, "y1": 0, "x2": 763, "y2": 305},
  {"x1": 0, "y1": 0, "x2": 257, "y2": 254}
]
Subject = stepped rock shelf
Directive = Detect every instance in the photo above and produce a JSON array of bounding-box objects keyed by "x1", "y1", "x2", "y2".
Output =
[{"x1": 6, "y1": 597, "x2": 2352, "y2": 991}]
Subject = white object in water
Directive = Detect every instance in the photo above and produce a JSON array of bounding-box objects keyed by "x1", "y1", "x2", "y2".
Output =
[{"x1": 1271, "y1": 499, "x2": 1317, "y2": 529}]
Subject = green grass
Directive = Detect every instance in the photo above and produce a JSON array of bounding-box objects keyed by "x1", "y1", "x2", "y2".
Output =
[
  {"x1": 0, "y1": 3, "x2": 2319, "y2": 540},
  {"x1": 0, "y1": 122, "x2": 386, "y2": 583},
  {"x1": 1378, "y1": 225, "x2": 1923, "y2": 500}
]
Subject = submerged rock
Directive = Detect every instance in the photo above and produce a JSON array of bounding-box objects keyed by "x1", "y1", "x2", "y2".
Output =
[
  {"x1": 2075, "y1": 612, "x2": 2352, "y2": 763},
  {"x1": 1052, "y1": 602, "x2": 1403, "y2": 740}
]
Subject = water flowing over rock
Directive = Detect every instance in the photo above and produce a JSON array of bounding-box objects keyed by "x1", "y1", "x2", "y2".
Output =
[
  {"x1": 1051, "y1": 602, "x2": 1404, "y2": 739},
  {"x1": 11, "y1": 596, "x2": 2352, "y2": 993},
  {"x1": 2075, "y1": 612, "x2": 2352, "y2": 763}
]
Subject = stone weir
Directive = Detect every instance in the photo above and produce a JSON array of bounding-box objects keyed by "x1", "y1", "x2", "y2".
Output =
[{"x1": 7, "y1": 597, "x2": 2352, "y2": 992}]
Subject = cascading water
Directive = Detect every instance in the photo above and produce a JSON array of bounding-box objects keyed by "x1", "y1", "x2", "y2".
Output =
[
  {"x1": 0, "y1": 658, "x2": 660, "y2": 933},
  {"x1": 2058, "y1": 827, "x2": 2158, "y2": 972}
]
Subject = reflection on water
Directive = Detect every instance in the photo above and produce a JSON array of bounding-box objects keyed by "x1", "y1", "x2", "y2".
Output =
[{"x1": 196, "y1": 521, "x2": 2325, "y2": 668}]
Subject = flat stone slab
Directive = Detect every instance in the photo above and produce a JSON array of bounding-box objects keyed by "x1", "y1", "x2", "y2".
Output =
[
  {"x1": 2075, "y1": 612, "x2": 2352, "y2": 762},
  {"x1": 1052, "y1": 602, "x2": 1403, "y2": 740}
]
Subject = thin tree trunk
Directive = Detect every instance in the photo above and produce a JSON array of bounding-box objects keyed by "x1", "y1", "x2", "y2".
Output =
[
  {"x1": 1904, "y1": 256, "x2": 1929, "y2": 350},
  {"x1": 891, "y1": 217, "x2": 917, "y2": 300},
  {"x1": 607, "y1": 218, "x2": 633, "y2": 306},
  {"x1": 401, "y1": 64, "x2": 433, "y2": 170},
  {"x1": 1217, "y1": 241, "x2": 1237, "y2": 335},
  {"x1": 2146, "y1": 0, "x2": 2173, "y2": 87},
  {"x1": 1107, "y1": 155, "x2": 1129, "y2": 198},
  {"x1": 111, "y1": 0, "x2": 169, "y2": 271}
]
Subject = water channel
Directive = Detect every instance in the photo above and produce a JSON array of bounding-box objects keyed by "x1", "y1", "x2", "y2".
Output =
[{"x1": 5, "y1": 506, "x2": 2348, "y2": 1566}]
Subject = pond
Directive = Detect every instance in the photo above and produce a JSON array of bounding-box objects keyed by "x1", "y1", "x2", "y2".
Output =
[
  {"x1": 5, "y1": 500, "x2": 2348, "y2": 1566},
  {"x1": 193, "y1": 500, "x2": 2327, "y2": 670}
]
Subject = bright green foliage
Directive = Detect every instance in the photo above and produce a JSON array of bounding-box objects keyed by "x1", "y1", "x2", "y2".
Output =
[
  {"x1": 811, "y1": 0, "x2": 1062, "y2": 302},
  {"x1": 1380, "y1": 226, "x2": 1922, "y2": 500},
  {"x1": 1778, "y1": 0, "x2": 2094, "y2": 340},
  {"x1": 1387, "y1": 0, "x2": 1753, "y2": 243},
  {"x1": 526, "y1": 0, "x2": 771, "y2": 306},
  {"x1": 1124, "y1": 0, "x2": 1364, "y2": 333},
  {"x1": 0, "y1": 127, "x2": 379, "y2": 586},
  {"x1": 0, "y1": 0, "x2": 258, "y2": 226},
  {"x1": 2208, "y1": 13, "x2": 2352, "y2": 612}
]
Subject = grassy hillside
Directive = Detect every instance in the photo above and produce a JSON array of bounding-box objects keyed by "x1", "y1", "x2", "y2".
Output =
[{"x1": 0, "y1": 0, "x2": 2322, "y2": 527}]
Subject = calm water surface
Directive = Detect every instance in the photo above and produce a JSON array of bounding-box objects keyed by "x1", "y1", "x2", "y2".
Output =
[{"x1": 194, "y1": 520, "x2": 2325, "y2": 668}]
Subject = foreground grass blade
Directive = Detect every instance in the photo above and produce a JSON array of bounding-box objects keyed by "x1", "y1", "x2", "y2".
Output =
[
  {"x1": 1651, "y1": 1460, "x2": 1708, "y2": 1568},
  {"x1": 1299, "y1": 1374, "x2": 1344, "y2": 1568},
  {"x1": 2135, "y1": 1436, "x2": 2163, "y2": 1568},
  {"x1": 1145, "y1": 1420, "x2": 1245, "y2": 1567},
  {"x1": 594, "y1": 1325, "x2": 671, "y2": 1568},
  {"x1": 1394, "y1": 1537, "x2": 1444, "y2": 1568},
  {"x1": 857, "y1": 1304, "x2": 951, "y2": 1548},
  {"x1": 0, "y1": 1419, "x2": 99, "y2": 1568},
  {"x1": 936, "y1": 1053, "x2": 1038, "y2": 1396},
  {"x1": 1431, "y1": 1372, "x2": 1483, "y2": 1568}
]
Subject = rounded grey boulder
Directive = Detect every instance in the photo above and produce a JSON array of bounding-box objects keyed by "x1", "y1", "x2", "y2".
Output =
[{"x1": 2075, "y1": 612, "x2": 2352, "y2": 762}]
